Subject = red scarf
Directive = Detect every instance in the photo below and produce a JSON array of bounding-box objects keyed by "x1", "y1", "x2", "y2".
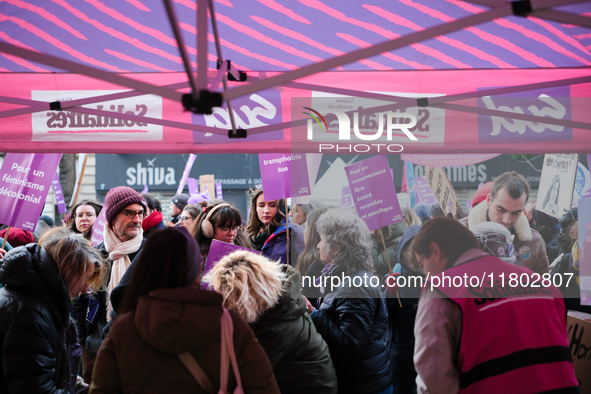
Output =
[{"x1": 142, "y1": 211, "x2": 163, "y2": 232}]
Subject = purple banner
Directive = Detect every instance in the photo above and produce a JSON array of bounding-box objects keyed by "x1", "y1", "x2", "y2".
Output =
[
  {"x1": 216, "y1": 183, "x2": 223, "y2": 200},
  {"x1": 187, "y1": 177, "x2": 199, "y2": 195},
  {"x1": 415, "y1": 176, "x2": 437, "y2": 205},
  {"x1": 202, "y1": 239, "x2": 260, "y2": 289},
  {"x1": 141, "y1": 184, "x2": 148, "y2": 194},
  {"x1": 0, "y1": 153, "x2": 61, "y2": 231},
  {"x1": 52, "y1": 172, "x2": 67, "y2": 215},
  {"x1": 258, "y1": 153, "x2": 309, "y2": 200},
  {"x1": 90, "y1": 207, "x2": 107, "y2": 247},
  {"x1": 345, "y1": 155, "x2": 403, "y2": 231},
  {"x1": 176, "y1": 154, "x2": 196, "y2": 194},
  {"x1": 341, "y1": 186, "x2": 352, "y2": 209}
]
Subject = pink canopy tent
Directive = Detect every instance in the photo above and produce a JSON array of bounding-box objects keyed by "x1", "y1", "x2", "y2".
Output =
[{"x1": 0, "y1": 0, "x2": 590, "y2": 153}]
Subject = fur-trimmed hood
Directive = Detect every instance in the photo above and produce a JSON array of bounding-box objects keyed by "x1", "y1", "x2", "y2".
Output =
[{"x1": 468, "y1": 201, "x2": 532, "y2": 242}]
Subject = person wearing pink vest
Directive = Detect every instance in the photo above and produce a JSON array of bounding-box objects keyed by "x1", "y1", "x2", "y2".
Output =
[{"x1": 410, "y1": 218, "x2": 579, "y2": 394}]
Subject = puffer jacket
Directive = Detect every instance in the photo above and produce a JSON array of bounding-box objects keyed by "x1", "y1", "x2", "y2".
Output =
[
  {"x1": 0, "y1": 244, "x2": 80, "y2": 394},
  {"x1": 312, "y1": 264, "x2": 391, "y2": 394},
  {"x1": 90, "y1": 287, "x2": 280, "y2": 394},
  {"x1": 251, "y1": 265, "x2": 337, "y2": 394},
  {"x1": 260, "y1": 224, "x2": 305, "y2": 266}
]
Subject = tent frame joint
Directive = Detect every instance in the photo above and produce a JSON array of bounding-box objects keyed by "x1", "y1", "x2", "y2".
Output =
[
  {"x1": 228, "y1": 128, "x2": 247, "y2": 139},
  {"x1": 49, "y1": 101, "x2": 62, "y2": 111},
  {"x1": 511, "y1": 0, "x2": 533, "y2": 17},
  {"x1": 182, "y1": 90, "x2": 223, "y2": 115}
]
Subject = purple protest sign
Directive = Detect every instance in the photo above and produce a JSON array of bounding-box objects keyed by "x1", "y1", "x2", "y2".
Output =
[
  {"x1": 52, "y1": 172, "x2": 67, "y2": 215},
  {"x1": 141, "y1": 184, "x2": 148, "y2": 194},
  {"x1": 259, "y1": 153, "x2": 310, "y2": 200},
  {"x1": 216, "y1": 183, "x2": 223, "y2": 200},
  {"x1": 201, "y1": 239, "x2": 260, "y2": 289},
  {"x1": 90, "y1": 207, "x2": 107, "y2": 247},
  {"x1": 0, "y1": 153, "x2": 61, "y2": 232},
  {"x1": 176, "y1": 154, "x2": 196, "y2": 194},
  {"x1": 341, "y1": 186, "x2": 352, "y2": 209},
  {"x1": 414, "y1": 176, "x2": 437, "y2": 205},
  {"x1": 345, "y1": 155, "x2": 403, "y2": 231},
  {"x1": 187, "y1": 177, "x2": 199, "y2": 195}
]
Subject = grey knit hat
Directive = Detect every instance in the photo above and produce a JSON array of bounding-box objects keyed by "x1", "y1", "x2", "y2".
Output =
[
  {"x1": 298, "y1": 199, "x2": 325, "y2": 216},
  {"x1": 471, "y1": 221, "x2": 516, "y2": 264}
]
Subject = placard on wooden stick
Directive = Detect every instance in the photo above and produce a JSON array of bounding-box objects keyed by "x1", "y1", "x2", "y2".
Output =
[{"x1": 424, "y1": 166, "x2": 459, "y2": 219}]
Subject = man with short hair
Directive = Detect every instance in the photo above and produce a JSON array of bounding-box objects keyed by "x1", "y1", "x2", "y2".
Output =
[
  {"x1": 460, "y1": 171, "x2": 549, "y2": 275},
  {"x1": 72, "y1": 186, "x2": 147, "y2": 384},
  {"x1": 411, "y1": 217, "x2": 579, "y2": 394},
  {"x1": 169, "y1": 193, "x2": 189, "y2": 226}
]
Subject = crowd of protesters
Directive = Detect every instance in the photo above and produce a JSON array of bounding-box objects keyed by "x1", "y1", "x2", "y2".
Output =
[{"x1": 0, "y1": 170, "x2": 586, "y2": 393}]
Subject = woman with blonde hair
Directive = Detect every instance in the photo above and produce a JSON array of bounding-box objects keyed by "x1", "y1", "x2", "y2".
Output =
[
  {"x1": 246, "y1": 188, "x2": 304, "y2": 265},
  {"x1": 0, "y1": 228, "x2": 104, "y2": 393},
  {"x1": 402, "y1": 207, "x2": 422, "y2": 227},
  {"x1": 206, "y1": 250, "x2": 337, "y2": 394}
]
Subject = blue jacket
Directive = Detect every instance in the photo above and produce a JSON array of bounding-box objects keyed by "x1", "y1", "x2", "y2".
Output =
[
  {"x1": 261, "y1": 223, "x2": 305, "y2": 266},
  {"x1": 312, "y1": 265, "x2": 391, "y2": 394}
]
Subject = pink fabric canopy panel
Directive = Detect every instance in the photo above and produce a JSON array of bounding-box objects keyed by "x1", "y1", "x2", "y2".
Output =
[{"x1": 0, "y1": 0, "x2": 589, "y2": 153}]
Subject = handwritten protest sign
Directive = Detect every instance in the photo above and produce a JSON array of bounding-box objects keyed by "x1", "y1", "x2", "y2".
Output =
[
  {"x1": 199, "y1": 174, "x2": 215, "y2": 199},
  {"x1": 90, "y1": 207, "x2": 107, "y2": 247},
  {"x1": 538, "y1": 154, "x2": 578, "y2": 218},
  {"x1": 0, "y1": 153, "x2": 61, "y2": 231},
  {"x1": 345, "y1": 155, "x2": 403, "y2": 231},
  {"x1": 424, "y1": 166, "x2": 459, "y2": 219},
  {"x1": 259, "y1": 153, "x2": 310, "y2": 200},
  {"x1": 52, "y1": 172, "x2": 67, "y2": 215},
  {"x1": 176, "y1": 154, "x2": 196, "y2": 194},
  {"x1": 202, "y1": 239, "x2": 260, "y2": 289}
]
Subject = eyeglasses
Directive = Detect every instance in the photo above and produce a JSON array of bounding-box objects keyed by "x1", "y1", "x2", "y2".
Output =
[
  {"x1": 219, "y1": 225, "x2": 240, "y2": 234},
  {"x1": 180, "y1": 215, "x2": 193, "y2": 223},
  {"x1": 120, "y1": 209, "x2": 146, "y2": 219},
  {"x1": 76, "y1": 213, "x2": 96, "y2": 219}
]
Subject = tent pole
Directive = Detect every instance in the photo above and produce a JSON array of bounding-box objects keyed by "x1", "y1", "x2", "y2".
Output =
[
  {"x1": 197, "y1": 0, "x2": 209, "y2": 93},
  {"x1": 0, "y1": 42, "x2": 183, "y2": 102},
  {"x1": 162, "y1": 0, "x2": 199, "y2": 98}
]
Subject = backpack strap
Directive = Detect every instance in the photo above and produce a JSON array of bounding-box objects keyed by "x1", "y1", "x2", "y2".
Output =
[
  {"x1": 220, "y1": 309, "x2": 244, "y2": 394},
  {"x1": 178, "y1": 352, "x2": 215, "y2": 394}
]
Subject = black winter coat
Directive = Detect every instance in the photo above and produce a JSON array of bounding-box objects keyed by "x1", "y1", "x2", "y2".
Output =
[
  {"x1": 71, "y1": 240, "x2": 144, "y2": 353},
  {"x1": 312, "y1": 265, "x2": 391, "y2": 394},
  {"x1": 251, "y1": 265, "x2": 337, "y2": 394},
  {"x1": 0, "y1": 244, "x2": 80, "y2": 394}
]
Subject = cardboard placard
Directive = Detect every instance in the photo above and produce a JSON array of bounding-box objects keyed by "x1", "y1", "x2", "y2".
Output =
[
  {"x1": 538, "y1": 154, "x2": 578, "y2": 218},
  {"x1": 424, "y1": 166, "x2": 459, "y2": 219},
  {"x1": 259, "y1": 153, "x2": 310, "y2": 200},
  {"x1": 567, "y1": 311, "x2": 591, "y2": 392},
  {"x1": 199, "y1": 174, "x2": 215, "y2": 199}
]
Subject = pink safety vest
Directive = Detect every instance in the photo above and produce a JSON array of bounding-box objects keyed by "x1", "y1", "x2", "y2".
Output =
[{"x1": 431, "y1": 255, "x2": 579, "y2": 394}]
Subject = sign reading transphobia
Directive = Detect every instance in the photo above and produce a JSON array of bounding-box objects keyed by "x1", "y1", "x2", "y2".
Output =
[
  {"x1": 345, "y1": 155, "x2": 403, "y2": 232},
  {"x1": 259, "y1": 153, "x2": 310, "y2": 201},
  {"x1": 0, "y1": 153, "x2": 61, "y2": 231},
  {"x1": 52, "y1": 172, "x2": 68, "y2": 215},
  {"x1": 201, "y1": 239, "x2": 260, "y2": 290},
  {"x1": 90, "y1": 207, "x2": 107, "y2": 247}
]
